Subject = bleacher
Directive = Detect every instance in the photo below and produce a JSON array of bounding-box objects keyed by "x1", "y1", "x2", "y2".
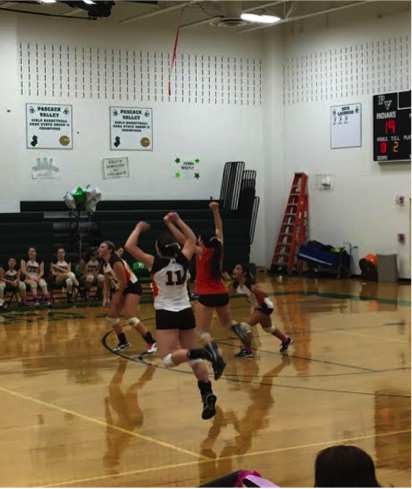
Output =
[
  {"x1": 0, "y1": 215, "x2": 54, "y2": 267},
  {"x1": 17, "y1": 200, "x2": 250, "y2": 275},
  {"x1": 1, "y1": 162, "x2": 259, "y2": 306}
]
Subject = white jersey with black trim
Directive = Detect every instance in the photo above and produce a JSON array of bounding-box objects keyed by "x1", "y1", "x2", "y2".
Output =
[
  {"x1": 151, "y1": 255, "x2": 190, "y2": 312},
  {"x1": 103, "y1": 253, "x2": 137, "y2": 290},
  {"x1": 233, "y1": 279, "x2": 274, "y2": 310},
  {"x1": 86, "y1": 259, "x2": 100, "y2": 274},
  {"x1": 5, "y1": 269, "x2": 18, "y2": 281},
  {"x1": 25, "y1": 259, "x2": 41, "y2": 279},
  {"x1": 53, "y1": 260, "x2": 69, "y2": 271}
]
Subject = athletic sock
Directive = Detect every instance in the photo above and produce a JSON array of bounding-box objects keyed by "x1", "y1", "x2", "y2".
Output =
[
  {"x1": 276, "y1": 331, "x2": 288, "y2": 343},
  {"x1": 187, "y1": 348, "x2": 206, "y2": 360},
  {"x1": 117, "y1": 332, "x2": 128, "y2": 344},
  {"x1": 198, "y1": 380, "x2": 213, "y2": 396},
  {"x1": 142, "y1": 332, "x2": 155, "y2": 344}
]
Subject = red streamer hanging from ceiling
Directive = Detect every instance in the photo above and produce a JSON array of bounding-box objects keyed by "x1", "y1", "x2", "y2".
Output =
[{"x1": 168, "y1": 1, "x2": 193, "y2": 97}]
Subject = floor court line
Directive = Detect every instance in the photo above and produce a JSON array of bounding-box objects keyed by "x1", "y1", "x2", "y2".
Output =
[
  {"x1": 332, "y1": 329, "x2": 410, "y2": 344},
  {"x1": 42, "y1": 428, "x2": 412, "y2": 487},
  {"x1": 0, "y1": 386, "x2": 211, "y2": 462}
]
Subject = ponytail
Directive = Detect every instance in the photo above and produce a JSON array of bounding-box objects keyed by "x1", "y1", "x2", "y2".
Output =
[
  {"x1": 157, "y1": 234, "x2": 184, "y2": 259},
  {"x1": 240, "y1": 263, "x2": 254, "y2": 282},
  {"x1": 200, "y1": 232, "x2": 223, "y2": 281}
]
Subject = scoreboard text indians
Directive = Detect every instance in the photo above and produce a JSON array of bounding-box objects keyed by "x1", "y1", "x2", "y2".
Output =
[{"x1": 373, "y1": 90, "x2": 411, "y2": 162}]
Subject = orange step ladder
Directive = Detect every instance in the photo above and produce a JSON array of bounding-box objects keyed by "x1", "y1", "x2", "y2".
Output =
[{"x1": 270, "y1": 173, "x2": 308, "y2": 274}]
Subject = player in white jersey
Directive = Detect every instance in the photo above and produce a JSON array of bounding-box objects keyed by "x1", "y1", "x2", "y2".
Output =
[
  {"x1": 79, "y1": 247, "x2": 105, "y2": 300},
  {"x1": 51, "y1": 248, "x2": 80, "y2": 304},
  {"x1": 99, "y1": 240, "x2": 157, "y2": 355},
  {"x1": 125, "y1": 213, "x2": 226, "y2": 420},
  {"x1": 21, "y1": 247, "x2": 50, "y2": 307},
  {"x1": 0, "y1": 258, "x2": 29, "y2": 309},
  {"x1": 230, "y1": 264, "x2": 293, "y2": 358}
]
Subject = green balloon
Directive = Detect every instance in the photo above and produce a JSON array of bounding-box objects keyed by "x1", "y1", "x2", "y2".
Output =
[{"x1": 72, "y1": 186, "x2": 86, "y2": 204}]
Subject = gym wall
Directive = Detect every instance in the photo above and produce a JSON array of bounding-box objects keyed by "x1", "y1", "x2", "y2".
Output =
[
  {"x1": 0, "y1": 11, "x2": 268, "y2": 263},
  {"x1": 264, "y1": 2, "x2": 411, "y2": 277}
]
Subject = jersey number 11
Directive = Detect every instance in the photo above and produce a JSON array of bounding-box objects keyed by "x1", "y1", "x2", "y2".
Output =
[{"x1": 166, "y1": 270, "x2": 185, "y2": 286}]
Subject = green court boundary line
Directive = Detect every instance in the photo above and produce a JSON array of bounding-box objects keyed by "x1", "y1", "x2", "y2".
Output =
[{"x1": 1, "y1": 289, "x2": 410, "y2": 316}]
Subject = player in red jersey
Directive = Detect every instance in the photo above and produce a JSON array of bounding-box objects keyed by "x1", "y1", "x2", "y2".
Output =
[{"x1": 166, "y1": 202, "x2": 251, "y2": 365}]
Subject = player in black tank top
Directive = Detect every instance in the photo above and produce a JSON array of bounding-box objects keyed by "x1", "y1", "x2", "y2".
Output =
[{"x1": 99, "y1": 240, "x2": 157, "y2": 355}]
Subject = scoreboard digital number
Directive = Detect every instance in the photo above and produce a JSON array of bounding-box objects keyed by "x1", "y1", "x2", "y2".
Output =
[{"x1": 373, "y1": 90, "x2": 411, "y2": 162}]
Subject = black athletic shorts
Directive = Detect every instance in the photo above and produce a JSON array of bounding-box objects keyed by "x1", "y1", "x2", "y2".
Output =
[
  {"x1": 122, "y1": 281, "x2": 143, "y2": 297},
  {"x1": 255, "y1": 304, "x2": 273, "y2": 316},
  {"x1": 198, "y1": 293, "x2": 229, "y2": 308},
  {"x1": 156, "y1": 307, "x2": 196, "y2": 331}
]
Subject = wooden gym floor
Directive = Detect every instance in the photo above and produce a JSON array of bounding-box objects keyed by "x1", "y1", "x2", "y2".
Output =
[{"x1": 0, "y1": 276, "x2": 410, "y2": 488}]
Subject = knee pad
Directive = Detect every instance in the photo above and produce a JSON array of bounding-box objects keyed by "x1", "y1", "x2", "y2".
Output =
[
  {"x1": 97, "y1": 274, "x2": 105, "y2": 283},
  {"x1": 199, "y1": 331, "x2": 212, "y2": 340},
  {"x1": 161, "y1": 353, "x2": 177, "y2": 368},
  {"x1": 0, "y1": 284, "x2": 5, "y2": 292},
  {"x1": 19, "y1": 282, "x2": 26, "y2": 291},
  {"x1": 30, "y1": 281, "x2": 38, "y2": 289},
  {"x1": 127, "y1": 318, "x2": 141, "y2": 328},
  {"x1": 86, "y1": 275, "x2": 94, "y2": 283},
  {"x1": 39, "y1": 279, "x2": 47, "y2": 287},
  {"x1": 126, "y1": 317, "x2": 140, "y2": 330},
  {"x1": 106, "y1": 316, "x2": 120, "y2": 327},
  {"x1": 67, "y1": 272, "x2": 76, "y2": 280},
  {"x1": 188, "y1": 358, "x2": 203, "y2": 367},
  {"x1": 263, "y1": 325, "x2": 276, "y2": 334},
  {"x1": 66, "y1": 278, "x2": 73, "y2": 287}
]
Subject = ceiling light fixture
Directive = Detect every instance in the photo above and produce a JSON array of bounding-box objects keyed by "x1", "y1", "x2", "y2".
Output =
[
  {"x1": 241, "y1": 13, "x2": 281, "y2": 24},
  {"x1": 83, "y1": 0, "x2": 95, "y2": 4},
  {"x1": 39, "y1": 0, "x2": 57, "y2": 3}
]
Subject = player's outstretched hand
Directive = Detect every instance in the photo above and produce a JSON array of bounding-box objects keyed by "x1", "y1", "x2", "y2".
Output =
[
  {"x1": 164, "y1": 212, "x2": 179, "y2": 224},
  {"x1": 136, "y1": 221, "x2": 150, "y2": 232},
  {"x1": 209, "y1": 201, "x2": 219, "y2": 211}
]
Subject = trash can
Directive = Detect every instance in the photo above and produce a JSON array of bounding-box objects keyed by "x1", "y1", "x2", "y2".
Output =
[{"x1": 377, "y1": 254, "x2": 398, "y2": 282}]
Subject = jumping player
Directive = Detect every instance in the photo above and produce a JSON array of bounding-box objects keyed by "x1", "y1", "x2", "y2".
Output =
[
  {"x1": 125, "y1": 214, "x2": 226, "y2": 420},
  {"x1": 21, "y1": 247, "x2": 50, "y2": 306},
  {"x1": 99, "y1": 241, "x2": 157, "y2": 355},
  {"x1": 165, "y1": 202, "x2": 251, "y2": 355},
  {"x1": 50, "y1": 248, "x2": 79, "y2": 304},
  {"x1": 230, "y1": 263, "x2": 294, "y2": 357}
]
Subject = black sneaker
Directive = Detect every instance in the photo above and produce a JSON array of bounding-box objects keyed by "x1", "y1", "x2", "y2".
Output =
[
  {"x1": 235, "y1": 348, "x2": 253, "y2": 359},
  {"x1": 231, "y1": 323, "x2": 252, "y2": 343},
  {"x1": 280, "y1": 337, "x2": 294, "y2": 353},
  {"x1": 113, "y1": 341, "x2": 131, "y2": 354},
  {"x1": 203, "y1": 341, "x2": 226, "y2": 380},
  {"x1": 202, "y1": 393, "x2": 217, "y2": 420}
]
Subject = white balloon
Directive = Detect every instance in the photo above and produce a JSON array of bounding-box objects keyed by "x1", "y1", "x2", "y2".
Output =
[{"x1": 64, "y1": 192, "x2": 76, "y2": 210}]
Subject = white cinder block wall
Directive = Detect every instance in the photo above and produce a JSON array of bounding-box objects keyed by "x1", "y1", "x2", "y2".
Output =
[
  {"x1": 0, "y1": 12, "x2": 267, "y2": 262},
  {"x1": 265, "y1": 1, "x2": 411, "y2": 277},
  {"x1": 0, "y1": 3, "x2": 410, "y2": 276}
]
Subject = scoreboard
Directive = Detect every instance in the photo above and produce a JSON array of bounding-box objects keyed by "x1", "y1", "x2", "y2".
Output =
[{"x1": 373, "y1": 90, "x2": 411, "y2": 162}]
